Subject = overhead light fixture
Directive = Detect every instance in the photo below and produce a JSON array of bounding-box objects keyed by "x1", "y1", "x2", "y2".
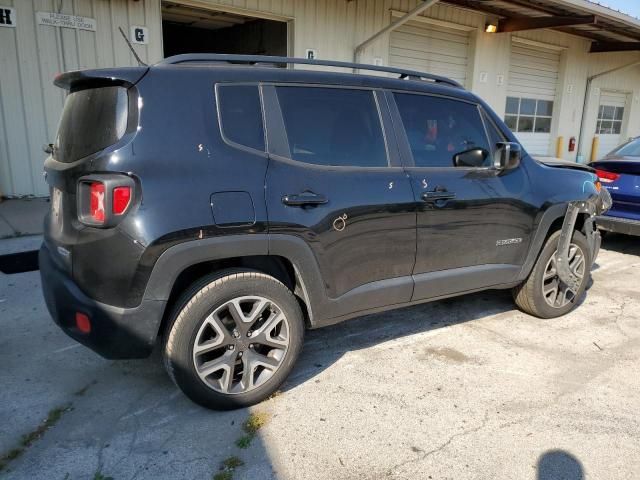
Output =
[{"x1": 485, "y1": 23, "x2": 498, "y2": 33}]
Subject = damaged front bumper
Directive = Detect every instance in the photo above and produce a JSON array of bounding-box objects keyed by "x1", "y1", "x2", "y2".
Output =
[{"x1": 555, "y1": 187, "x2": 612, "y2": 289}]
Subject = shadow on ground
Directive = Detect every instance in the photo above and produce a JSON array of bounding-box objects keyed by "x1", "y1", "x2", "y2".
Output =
[{"x1": 537, "y1": 449, "x2": 584, "y2": 480}]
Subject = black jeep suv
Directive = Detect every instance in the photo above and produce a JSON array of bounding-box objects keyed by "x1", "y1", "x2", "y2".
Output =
[{"x1": 40, "y1": 54, "x2": 608, "y2": 409}]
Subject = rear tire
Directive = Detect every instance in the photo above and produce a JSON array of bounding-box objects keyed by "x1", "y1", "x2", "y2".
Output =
[
  {"x1": 513, "y1": 230, "x2": 591, "y2": 319},
  {"x1": 163, "y1": 269, "x2": 304, "y2": 410}
]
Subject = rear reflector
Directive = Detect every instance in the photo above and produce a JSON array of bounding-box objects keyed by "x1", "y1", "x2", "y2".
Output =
[
  {"x1": 595, "y1": 169, "x2": 620, "y2": 183},
  {"x1": 75, "y1": 312, "x2": 91, "y2": 334},
  {"x1": 112, "y1": 186, "x2": 132, "y2": 215},
  {"x1": 89, "y1": 182, "x2": 106, "y2": 223}
]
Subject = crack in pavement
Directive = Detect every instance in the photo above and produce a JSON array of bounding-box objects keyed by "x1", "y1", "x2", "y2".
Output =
[{"x1": 386, "y1": 409, "x2": 490, "y2": 477}]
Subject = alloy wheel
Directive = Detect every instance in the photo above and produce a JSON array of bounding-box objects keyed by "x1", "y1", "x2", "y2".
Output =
[
  {"x1": 542, "y1": 244, "x2": 586, "y2": 308},
  {"x1": 192, "y1": 296, "x2": 290, "y2": 394}
]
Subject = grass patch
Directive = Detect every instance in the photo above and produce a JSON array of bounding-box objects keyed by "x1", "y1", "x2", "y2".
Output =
[
  {"x1": 214, "y1": 455, "x2": 245, "y2": 480},
  {"x1": 235, "y1": 435, "x2": 252, "y2": 449},
  {"x1": 222, "y1": 456, "x2": 244, "y2": 470},
  {"x1": 0, "y1": 404, "x2": 72, "y2": 471},
  {"x1": 93, "y1": 473, "x2": 114, "y2": 480},
  {"x1": 233, "y1": 411, "x2": 269, "y2": 449},
  {"x1": 242, "y1": 412, "x2": 269, "y2": 436},
  {"x1": 213, "y1": 472, "x2": 233, "y2": 480}
]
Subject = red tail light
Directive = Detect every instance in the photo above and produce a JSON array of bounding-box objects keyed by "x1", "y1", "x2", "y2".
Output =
[
  {"x1": 89, "y1": 182, "x2": 106, "y2": 223},
  {"x1": 112, "y1": 186, "x2": 132, "y2": 215},
  {"x1": 595, "y1": 169, "x2": 619, "y2": 183},
  {"x1": 78, "y1": 175, "x2": 135, "y2": 227}
]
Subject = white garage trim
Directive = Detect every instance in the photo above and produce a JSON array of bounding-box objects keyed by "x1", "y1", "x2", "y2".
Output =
[
  {"x1": 507, "y1": 41, "x2": 561, "y2": 155},
  {"x1": 596, "y1": 90, "x2": 628, "y2": 158},
  {"x1": 390, "y1": 11, "x2": 476, "y2": 32}
]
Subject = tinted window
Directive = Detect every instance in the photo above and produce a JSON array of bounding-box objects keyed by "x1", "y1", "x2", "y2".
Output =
[
  {"x1": 276, "y1": 87, "x2": 387, "y2": 167},
  {"x1": 482, "y1": 110, "x2": 506, "y2": 153},
  {"x1": 394, "y1": 93, "x2": 491, "y2": 167},
  {"x1": 614, "y1": 138, "x2": 640, "y2": 157},
  {"x1": 218, "y1": 85, "x2": 265, "y2": 151},
  {"x1": 55, "y1": 86, "x2": 128, "y2": 163}
]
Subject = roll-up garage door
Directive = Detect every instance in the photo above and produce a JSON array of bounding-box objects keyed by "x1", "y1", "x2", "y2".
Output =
[
  {"x1": 596, "y1": 91, "x2": 628, "y2": 158},
  {"x1": 389, "y1": 20, "x2": 470, "y2": 87},
  {"x1": 505, "y1": 42, "x2": 561, "y2": 155}
]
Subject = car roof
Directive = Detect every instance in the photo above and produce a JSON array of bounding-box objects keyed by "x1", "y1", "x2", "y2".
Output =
[{"x1": 152, "y1": 63, "x2": 481, "y2": 103}]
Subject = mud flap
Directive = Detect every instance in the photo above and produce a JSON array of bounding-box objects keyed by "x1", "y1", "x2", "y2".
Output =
[{"x1": 555, "y1": 200, "x2": 600, "y2": 290}]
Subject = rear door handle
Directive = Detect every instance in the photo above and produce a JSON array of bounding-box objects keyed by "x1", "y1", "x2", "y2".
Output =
[
  {"x1": 282, "y1": 191, "x2": 328, "y2": 206},
  {"x1": 422, "y1": 190, "x2": 456, "y2": 202}
]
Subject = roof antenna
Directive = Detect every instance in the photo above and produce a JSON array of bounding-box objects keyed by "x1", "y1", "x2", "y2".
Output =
[{"x1": 118, "y1": 26, "x2": 147, "y2": 67}]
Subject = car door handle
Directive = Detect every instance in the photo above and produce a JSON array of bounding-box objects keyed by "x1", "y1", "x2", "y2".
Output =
[
  {"x1": 422, "y1": 190, "x2": 456, "y2": 202},
  {"x1": 282, "y1": 192, "x2": 328, "y2": 206}
]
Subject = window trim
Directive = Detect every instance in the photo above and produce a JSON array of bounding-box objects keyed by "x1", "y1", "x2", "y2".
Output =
[
  {"x1": 214, "y1": 82, "x2": 268, "y2": 157},
  {"x1": 504, "y1": 96, "x2": 554, "y2": 134},
  {"x1": 596, "y1": 104, "x2": 624, "y2": 135},
  {"x1": 266, "y1": 83, "x2": 395, "y2": 170},
  {"x1": 388, "y1": 89, "x2": 497, "y2": 170}
]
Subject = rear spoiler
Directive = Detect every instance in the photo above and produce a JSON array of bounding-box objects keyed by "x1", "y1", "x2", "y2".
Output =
[{"x1": 54, "y1": 67, "x2": 149, "y2": 91}]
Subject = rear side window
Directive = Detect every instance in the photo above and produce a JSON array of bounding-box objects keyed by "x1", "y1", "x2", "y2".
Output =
[
  {"x1": 394, "y1": 93, "x2": 491, "y2": 168},
  {"x1": 55, "y1": 86, "x2": 128, "y2": 163},
  {"x1": 217, "y1": 85, "x2": 265, "y2": 151},
  {"x1": 275, "y1": 86, "x2": 388, "y2": 168}
]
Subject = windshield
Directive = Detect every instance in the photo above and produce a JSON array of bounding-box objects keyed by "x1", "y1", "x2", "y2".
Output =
[
  {"x1": 612, "y1": 138, "x2": 640, "y2": 157},
  {"x1": 54, "y1": 86, "x2": 128, "y2": 163}
]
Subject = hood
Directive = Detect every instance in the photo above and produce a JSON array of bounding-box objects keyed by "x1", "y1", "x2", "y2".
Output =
[{"x1": 533, "y1": 156, "x2": 595, "y2": 173}]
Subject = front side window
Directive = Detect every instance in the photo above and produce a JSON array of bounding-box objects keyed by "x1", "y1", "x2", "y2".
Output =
[
  {"x1": 394, "y1": 93, "x2": 491, "y2": 168},
  {"x1": 275, "y1": 86, "x2": 388, "y2": 168},
  {"x1": 217, "y1": 85, "x2": 265, "y2": 151},
  {"x1": 504, "y1": 96, "x2": 553, "y2": 133},
  {"x1": 596, "y1": 105, "x2": 624, "y2": 135}
]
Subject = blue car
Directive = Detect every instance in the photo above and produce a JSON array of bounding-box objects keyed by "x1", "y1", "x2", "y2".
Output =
[{"x1": 592, "y1": 137, "x2": 640, "y2": 236}]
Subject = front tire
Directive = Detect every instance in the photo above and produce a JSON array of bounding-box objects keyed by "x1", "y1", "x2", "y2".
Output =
[
  {"x1": 163, "y1": 270, "x2": 304, "y2": 410},
  {"x1": 513, "y1": 230, "x2": 591, "y2": 319}
]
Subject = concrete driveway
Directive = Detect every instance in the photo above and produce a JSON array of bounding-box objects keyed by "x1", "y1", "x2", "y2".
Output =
[{"x1": 1, "y1": 234, "x2": 639, "y2": 480}]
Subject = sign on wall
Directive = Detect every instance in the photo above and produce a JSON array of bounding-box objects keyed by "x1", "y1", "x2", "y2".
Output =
[
  {"x1": 0, "y1": 6, "x2": 16, "y2": 27},
  {"x1": 36, "y1": 11, "x2": 96, "y2": 31},
  {"x1": 131, "y1": 25, "x2": 148, "y2": 45}
]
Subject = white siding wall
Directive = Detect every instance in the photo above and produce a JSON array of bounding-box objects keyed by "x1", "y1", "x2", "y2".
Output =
[
  {"x1": 0, "y1": 0, "x2": 162, "y2": 197},
  {"x1": 1, "y1": 0, "x2": 640, "y2": 195}
]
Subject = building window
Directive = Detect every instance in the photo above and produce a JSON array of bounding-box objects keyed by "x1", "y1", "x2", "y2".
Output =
[
  {"x1": 596, "y1": 105, "x2": 624, "y2": 135},
  {"x1": 504, "y1": 97, "x2": 553, "y2": 134}
]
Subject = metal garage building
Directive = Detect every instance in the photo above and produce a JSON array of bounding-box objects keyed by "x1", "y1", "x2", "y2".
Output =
[{"x1": 1, "y1": 0, "x2": 640, "y2": 197}]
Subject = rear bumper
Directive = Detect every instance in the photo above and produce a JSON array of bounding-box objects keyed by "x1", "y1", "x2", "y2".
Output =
[
  {"x1": 39, "y1": 244, "x2": 166, "y2": 359},
  {"x1": 596, "y1": 215, "x2": 640, "y2": 237}
]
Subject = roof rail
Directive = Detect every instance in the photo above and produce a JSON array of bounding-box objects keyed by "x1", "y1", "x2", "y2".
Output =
[{"x1": 156, "y1": 54, "x2": 464, "y2": 89}]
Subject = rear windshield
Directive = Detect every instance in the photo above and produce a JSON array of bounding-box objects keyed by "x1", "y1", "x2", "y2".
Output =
[
  {"x1": 54, "y1": 86, "x2": 128, "y2": 163},
  {"x1": 613, "y1": 138, "x2": 640, "y2": 157}
]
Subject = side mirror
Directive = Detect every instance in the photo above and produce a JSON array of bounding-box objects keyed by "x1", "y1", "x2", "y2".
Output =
[
  {"x1": 494, "y1": 142, "x2": 522, "y2": 170},
  {"x1": 453, "y1": 148, "x2": 489, "y2": 168}
]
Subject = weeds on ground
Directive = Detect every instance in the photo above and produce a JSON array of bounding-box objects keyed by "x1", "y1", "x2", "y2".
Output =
[
  {"x1": 0, "y1": 404, "x2": 72, "y2": 471},
  {"x1": 234, "y1": 411, "x2": 270, "y2": 449},
  {"x1": 214, "y1": 455, "x2": 245, "y2": 480}
]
